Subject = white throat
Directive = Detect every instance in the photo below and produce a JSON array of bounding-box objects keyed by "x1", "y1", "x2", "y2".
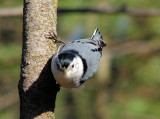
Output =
[{"x1": 65, "y1": 56, "x2": 84, "y2": 84}]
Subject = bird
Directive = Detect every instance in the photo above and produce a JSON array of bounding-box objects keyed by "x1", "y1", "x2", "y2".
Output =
[{"x1": 49, "y1": 28, "x2": 106, "y2": 88}]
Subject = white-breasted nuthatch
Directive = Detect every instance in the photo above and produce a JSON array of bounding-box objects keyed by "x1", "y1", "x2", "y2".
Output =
[{"x1": 51, "y1": 28, "x2": 106, "y2": 88}]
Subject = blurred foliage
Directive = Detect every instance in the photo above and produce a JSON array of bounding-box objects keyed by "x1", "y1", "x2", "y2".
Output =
[
  {"x1": 0, "y1": 0, "x2": 22, "y2": 8},
  {"x1": 0, "y1": 0, "x2": 160, "y2": 119}
]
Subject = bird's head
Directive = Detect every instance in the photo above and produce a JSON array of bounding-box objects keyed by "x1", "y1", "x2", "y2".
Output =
[{"x1": 56, "y1": 52, "x2": 84, "y2": 83}]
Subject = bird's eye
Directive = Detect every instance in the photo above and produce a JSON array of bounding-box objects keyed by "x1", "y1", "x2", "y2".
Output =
[{"x1": 72, "y1": 64, "x2": 74, "y2": 68}]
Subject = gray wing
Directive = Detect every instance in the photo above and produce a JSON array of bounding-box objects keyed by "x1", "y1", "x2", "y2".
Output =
[{"x1": 58, "y1": 38, "x2": 102, "y2": 82}]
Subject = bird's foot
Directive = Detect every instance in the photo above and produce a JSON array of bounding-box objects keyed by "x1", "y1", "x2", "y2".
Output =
[{"x1": 45, "y1": 30, "x2": 65, "y2": 44}]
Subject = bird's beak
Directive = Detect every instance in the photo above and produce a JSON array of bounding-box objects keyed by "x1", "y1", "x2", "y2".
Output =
[
  {"x1": 60, "y1": 65, "x2": 67, "y2": 72},
  {"x1": 57, "y1": 63, "x2": 65, "y2": 72},
  {"x1": 61, "y1": 67, "x2": 65, "y2": 72}
]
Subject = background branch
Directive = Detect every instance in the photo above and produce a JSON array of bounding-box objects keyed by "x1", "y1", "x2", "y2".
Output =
[
  {"x1": 0, "y1": 7, "x2": 22, "y2": 17},
  {"x1": 1, "y1": 7, "x2": 160, "y2": 17},
  {"x1": 58, "y1": 8, "x2": 160, "y2": 16}
]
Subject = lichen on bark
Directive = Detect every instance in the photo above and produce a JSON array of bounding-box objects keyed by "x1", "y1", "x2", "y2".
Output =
[{"x1": 19, "y1": 0, "x2": 59, "y2": 118}]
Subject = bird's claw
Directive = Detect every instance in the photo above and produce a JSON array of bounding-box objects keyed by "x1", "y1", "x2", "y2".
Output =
[{"x1": 45, "y1": 30, "x2": 65, "y2": 44}]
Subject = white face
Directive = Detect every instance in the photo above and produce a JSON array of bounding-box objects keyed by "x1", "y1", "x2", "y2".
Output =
[
  {"x1": 65, "y1": 56, "x2": 84, "y2": 86},
  {"x1": 51, "y1": 55, "x2": 84, "y2": 88}
]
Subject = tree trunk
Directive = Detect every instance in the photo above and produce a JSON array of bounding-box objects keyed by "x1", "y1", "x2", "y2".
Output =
[{"x1": 18, "y1": 0, "x2": 59, "y2": 118}]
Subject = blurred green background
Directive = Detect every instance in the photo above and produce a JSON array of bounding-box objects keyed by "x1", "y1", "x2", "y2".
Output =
[{"x1": 0, "y1": 0, "x2": 160, "y2": 119}]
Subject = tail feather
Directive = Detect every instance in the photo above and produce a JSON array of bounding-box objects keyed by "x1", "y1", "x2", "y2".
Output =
[{"x1": 91, "y1": 28, "x2": 103, "y2": 41}]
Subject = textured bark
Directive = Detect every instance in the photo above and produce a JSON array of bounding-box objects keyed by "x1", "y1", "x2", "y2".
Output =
[{"x1": 19, "y1": 0, "x2": 59, "y2": 118}]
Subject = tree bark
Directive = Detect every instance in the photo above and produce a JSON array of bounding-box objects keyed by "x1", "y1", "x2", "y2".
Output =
[{"x1": 18, "y1": 0, "x2": 59, "y2": 118}]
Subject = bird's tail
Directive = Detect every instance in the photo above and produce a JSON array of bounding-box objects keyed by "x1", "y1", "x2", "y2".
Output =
[
  {"x1": 91, "y1": 28, "x2": 103, "y2": 41},
  {"x1": 91, "y1": 28, "x2": 106, "y2": 47}
]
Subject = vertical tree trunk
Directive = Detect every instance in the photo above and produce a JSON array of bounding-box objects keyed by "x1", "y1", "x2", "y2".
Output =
[{"x1": 18, "y1": 0, "x2": 59, "y2": 118}]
